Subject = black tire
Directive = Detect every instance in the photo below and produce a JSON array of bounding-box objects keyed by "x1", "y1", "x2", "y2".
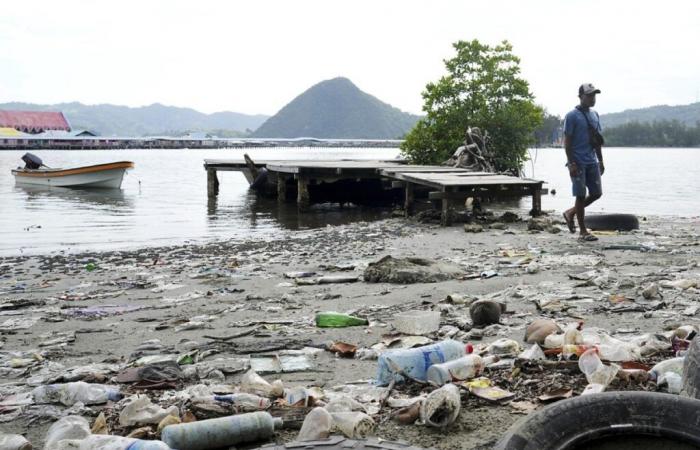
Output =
[
  {"x1": 682, "y1": 337, "x2": 700, "y2": 399},
  {"x1": 256, "y1": 436, "x2": 436, "y2": 450},
  {"x1": 584, "y1": 213, "x2": 639, "y2": 231},
  {"x1": 495, "y1": 392, "x2": 700, "y2": 450}
]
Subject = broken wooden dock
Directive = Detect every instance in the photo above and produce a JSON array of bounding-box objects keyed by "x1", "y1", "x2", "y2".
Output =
[{"x1": 204, "y1": 159, "x2": 544, "y2": 225}]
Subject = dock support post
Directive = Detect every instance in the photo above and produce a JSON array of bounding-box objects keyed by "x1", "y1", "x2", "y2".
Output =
[
  {"x1": 530, "y1": 186, "x2": 542, "y2": 216},
  {"x1": 441, "y1": 188, "x2": 452, "y2": 226},
  {"x1": 404, "y1": 183, "x2": 414, "y2": 217},
  {"x1": 277, "y1": 174, "x2": 287, "y2": 202},
  {"x1": 297, "y1": 175, "x2": 310, "y2": 211},
  {"x1": 207, "y1": 169, "x2": 219, "y2": 197}
]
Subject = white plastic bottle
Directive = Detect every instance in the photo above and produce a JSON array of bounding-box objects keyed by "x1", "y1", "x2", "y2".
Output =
[
  {"x1": 376, "y1": 340, "x2": 469, "y2": 386},
  {"x1": 426, "y1": 354, "x2": 485, "y2": 386},
  {"x1": 210, "y1": 393, "x2": 271, "y2": 410},
  {"x1": 77, "y1": 435, "x2": 170, "y2": 450},
  {"x1": 32, "y1": 382, "x2": 121, "y2": 406},
  {"x1": 649, "y1": 357, "x2": 685, "y2": 380},
  {"x1": 161, "y1": 411, "x2": 282, "y2": 450}
]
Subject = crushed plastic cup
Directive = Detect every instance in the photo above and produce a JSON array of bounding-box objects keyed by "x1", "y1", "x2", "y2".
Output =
[
  {"x1": 330, "y1": 411, "x2": 376, "y2": 438},
  {"x1": 297, "y1": 407, "x2": 333, "y2": 441},
  {"x1": 419, "y1": 383, "x2": 461, "y2": 428}
]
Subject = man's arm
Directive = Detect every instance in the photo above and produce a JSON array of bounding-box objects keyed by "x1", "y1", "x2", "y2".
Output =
[
  {"x1": 564, "y1": 134, "x2": 577, "y2": 176},
  {"x1": 595, "y1": 146, "x2": 605, "y2": 175}
]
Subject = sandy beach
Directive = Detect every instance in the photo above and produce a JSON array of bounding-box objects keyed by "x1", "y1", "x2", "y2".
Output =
[{"x1": 1, "y1": 210, "x2": 698, "y2": 449}]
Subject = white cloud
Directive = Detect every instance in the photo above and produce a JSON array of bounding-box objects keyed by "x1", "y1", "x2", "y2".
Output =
[{"x1": 1, "y1": 0, "x2": 698, "y2": 117}]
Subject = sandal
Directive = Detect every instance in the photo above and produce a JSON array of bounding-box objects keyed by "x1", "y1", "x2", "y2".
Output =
[
  {"x1": 562, "y1": 211, "x2": 576, "y2": 233},
  {"x1": 578, "y1": 234, "x2": 599, "y2": 242}
]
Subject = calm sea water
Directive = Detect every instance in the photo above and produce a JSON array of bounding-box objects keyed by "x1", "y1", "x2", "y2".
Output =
[{"x1": 0, "y1": 147, "x2": 698, "y2": 256}]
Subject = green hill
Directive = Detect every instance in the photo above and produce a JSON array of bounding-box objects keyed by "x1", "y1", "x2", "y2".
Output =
[
  {"x1": 252, "y1": 77, "x2": 420, "y2": 139},
  {"x1": 0, "y1": 101, "x2": 269, "y2": 137},
  {"x1": 601, "y1": 102, "x2": 700, "y2": 128}
]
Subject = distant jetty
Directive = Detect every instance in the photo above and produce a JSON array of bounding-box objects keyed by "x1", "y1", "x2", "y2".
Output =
[{"x1": 0, "y1": 136, "x2": 402, "y2": 150}]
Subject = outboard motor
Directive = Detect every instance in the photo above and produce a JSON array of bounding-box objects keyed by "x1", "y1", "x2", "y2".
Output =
[{"x1": 21, "y1": 153, "x2": 43, "y2": 170}]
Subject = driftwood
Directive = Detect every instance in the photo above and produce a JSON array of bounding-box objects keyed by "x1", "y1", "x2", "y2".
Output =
[{"x1": 443, "y1": 127, "x2": 496, "y2": 173}]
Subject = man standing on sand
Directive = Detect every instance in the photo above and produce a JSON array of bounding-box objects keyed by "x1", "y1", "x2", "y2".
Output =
[{"x1": 562, "y1": 83, "x2": 605, "y2": 242}]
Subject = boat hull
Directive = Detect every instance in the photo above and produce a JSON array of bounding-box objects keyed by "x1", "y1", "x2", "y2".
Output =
[{"x1": 12, "y1": 162, "x2": 133, "y2": 189}]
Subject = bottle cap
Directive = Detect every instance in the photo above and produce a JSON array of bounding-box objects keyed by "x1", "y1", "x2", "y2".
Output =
[{"x1": 466, "y1": 343, "x2": 474, "y2": 354}]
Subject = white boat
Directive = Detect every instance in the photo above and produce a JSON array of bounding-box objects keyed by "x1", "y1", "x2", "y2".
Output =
[{"x1": 12, "y1": 161, "x2": 134, "y2": 188}]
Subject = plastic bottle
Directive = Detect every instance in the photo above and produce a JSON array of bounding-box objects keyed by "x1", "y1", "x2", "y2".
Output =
[
  {"x1": 44, "y1": 416, "x2": 91, "y2": 450},
  {"x1": 649, "y1": 357, "x2": 685, "y2": 381},
  {"x1": 426, "y1": 354, "x2": 485, "y2": 386},
  {"x1": 297, "y1": 407, "x2": 333, "y2": 441},
  {"x1": 240, "y1": 369, "x2": 284, "y2": 398},
  {"x1": 211, "y1": 393, "x2": 271, "y2": 410},
  {"x1": 160, "y1": 411, "x2": 283, "y2": 450},
  {"x1": 76, "y1": 435, "x2": 170, "y2": 449},
  {"x1": 376, "y1": 340, "x2": 469, "y2": 386},
  {"x1": 32, "y1": 382, "x2": 121, "y2": 406},
  {"x1": 315, "y1": 312, "x2": 368, "y2": 328},
  {"x1": 0, "y1": 434, "x2": 31, "y2": 450}
]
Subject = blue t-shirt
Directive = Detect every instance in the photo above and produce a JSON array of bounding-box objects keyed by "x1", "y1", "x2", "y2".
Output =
[{"x1": 563, "y1": 107, "x2": 602, "y2": 165}]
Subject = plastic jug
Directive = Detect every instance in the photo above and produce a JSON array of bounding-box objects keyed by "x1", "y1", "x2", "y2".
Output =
[
  {"x1": 161, "y1": 411, "x2": 282, "y2": 450},
  {"x1": 376, "y1": 340, "x2": 469, "y2": 386}
]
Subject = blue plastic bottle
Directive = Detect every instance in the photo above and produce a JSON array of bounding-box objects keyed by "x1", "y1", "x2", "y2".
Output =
[{"x1": 376, "y1": 339, "x2": 469, "y2": 386}]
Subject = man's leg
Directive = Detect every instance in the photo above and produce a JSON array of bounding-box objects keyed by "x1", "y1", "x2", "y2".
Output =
[{"x1": 578, "y1": 164, "x2": 603, "y2": 237}]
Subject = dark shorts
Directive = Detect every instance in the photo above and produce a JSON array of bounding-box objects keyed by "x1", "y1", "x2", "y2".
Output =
[{"x1": 571, "y1": 163, "x2": 602, "y2": 197}]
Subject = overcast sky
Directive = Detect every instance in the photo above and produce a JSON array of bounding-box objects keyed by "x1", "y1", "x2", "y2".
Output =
[{"x1": 1, "y1": 0, "x2": 699, "y2": 117}]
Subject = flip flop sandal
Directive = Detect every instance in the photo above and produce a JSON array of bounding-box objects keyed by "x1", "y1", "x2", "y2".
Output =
[
  {"x1": 578, "y1": 234, "x2": 599, "y2": 242},
  {"x1": 563, "y1": 212, "x2": 576, "y2": 233}
]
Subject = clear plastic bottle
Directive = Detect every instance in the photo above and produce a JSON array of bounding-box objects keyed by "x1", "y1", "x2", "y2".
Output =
[
  {"x1": 160, "y1": 411, "x2": 282, "y2": 450},
  {"x1": 32, "y1": 382, "x2": 122, "y2": 406},
  {"x1": 0, "y1": 434, "x2": 31, "y2": 450},
  {"x1": 649, "y1": 357, "x2": 685, "y2": 380},
  {"x1": 211, "y1": 393, "x2": 271, "y2": 410},
  {"x1": 376, "y1": 340, "x2": 469, "y2": 386},
  {"x1": 426, "y1": 354, "x2": 485, "y2": 386},
  {"x1": 44, "y1": 415, "x2": 91, "y2": 449},
  {"x1": 240, "y1": 369, "x2": 284, "y2": 398},
  {"x1": 76, "y1": 435, "x2": 170, "y2": 449}
]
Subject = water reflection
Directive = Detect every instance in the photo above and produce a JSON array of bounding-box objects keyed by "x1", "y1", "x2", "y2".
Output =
[{"x1": 15, "y1": 185, "x2": 134, "y2": 211}]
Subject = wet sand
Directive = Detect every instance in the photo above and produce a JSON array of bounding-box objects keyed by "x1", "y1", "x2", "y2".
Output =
[{"x1": 0, "y1": 211, "x2": 698, "y2": 449}]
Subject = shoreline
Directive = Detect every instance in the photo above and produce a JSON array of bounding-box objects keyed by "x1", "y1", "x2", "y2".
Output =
[{"x1": 0, "y1": 212, "x2": 698, "y2": 448}]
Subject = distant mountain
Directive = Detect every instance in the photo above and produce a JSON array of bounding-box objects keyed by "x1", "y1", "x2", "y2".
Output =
[
  {"x1": 601, "y1": 102, "x2": 700, "y2": 128},
  {"x1": 0, "y1": 102, "x2": 269, "y2": 137},
  {"x1": 252, "y1": 77, "x2": 420, "y2": 139}
]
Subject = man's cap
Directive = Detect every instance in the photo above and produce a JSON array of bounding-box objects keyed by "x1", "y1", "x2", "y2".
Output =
[{"x1": 579, "y1": 83, "x2": 601, "y2": 96}]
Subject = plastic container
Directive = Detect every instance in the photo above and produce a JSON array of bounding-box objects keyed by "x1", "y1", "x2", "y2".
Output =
[
  {"x1": 240, "y1": 369, "x2": 284, "y2": 398},
  {"x1": 0, "y1": 434, "x2": 31, "y2": 450},
  {"x1": 76, "y1": 436, "x2": 170, "y2": 449},
  {"x1": 426, "y1": 354, "x2": 484, "y2": 386},
  {"x1": 161, "y1": 411, "x2": 282, "y2": 450},
  {"x1": 297, "y1": 407, "x2": 333, "y2": 441},
  {"x1": 376, "y1": 340, "x2": 469, "y2": 386},
  {"x1": 32, "y1": 382, "x2": 121, "y2": 406},
  {"x1": 44, "y1": 416, "x2": 91, "y2": 450},
  {"x1": 649, "y1": 357, "x2": 685, "y2": 381},
  {"x1": 420, "y1": 383, "x2": 461, "y2": 428},
  {"x1": 392, "y1": 311, "x2": 440, "y2": 335},
  {"x1": 211, "y1": 393, "x2": 271, "y2": 410},
  {"x1": 315, "y1": 312, "x2": 368, "y2": 328},
  {"x1": 330, "y1": 412, "x2": 376, "y2": 438}
]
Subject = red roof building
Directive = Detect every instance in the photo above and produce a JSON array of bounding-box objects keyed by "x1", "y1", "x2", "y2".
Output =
[{"x1": 0, "y1": 110, "x2": 71, "y2": 134}]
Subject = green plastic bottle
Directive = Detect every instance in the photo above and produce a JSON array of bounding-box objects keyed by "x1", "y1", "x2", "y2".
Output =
[{"x1": 315, "y1": 312, "x2": 369, "y2": 328}]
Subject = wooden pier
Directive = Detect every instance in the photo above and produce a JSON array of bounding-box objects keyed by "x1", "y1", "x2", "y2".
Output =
[{"x1": 204, "y1": 159, "x2": 544, "y2": 225}]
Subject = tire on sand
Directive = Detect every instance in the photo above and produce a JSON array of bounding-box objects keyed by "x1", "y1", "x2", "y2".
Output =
[
  {"x1": 584, "y1": 213, "x2": 639, "y2": 231},
  {"x1": 495, "y1": 392, "x2": 700, "y2": 450},
  {"x1": 682, "y1": 336, "x2": 700, "y2": 399}
]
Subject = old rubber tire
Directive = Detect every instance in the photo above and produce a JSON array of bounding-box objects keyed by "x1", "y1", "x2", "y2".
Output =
[
  {"x1": 256, "y1": 435, "x2": 436, "y2": 450},
  {"x1": 682, "y1": 336, "x2": 700, "y2": 399},
  {"x1": 584, "y1": 213, "x2": 639, "y2": 231},
  {"x1": 494, "y1": 392, "x2": 700, "y2": 450}
]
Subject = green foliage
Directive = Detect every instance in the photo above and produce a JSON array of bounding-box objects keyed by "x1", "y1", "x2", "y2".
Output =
[
  {"x1": 534, "y1": 110, "x2": 562, "y2": 147},
  {"x1": 605, "y1": 120, "x2": 700, "y2": 147},
  {"x1": 601, "y1": 102, "x2": 700, "y2": 128},
  {"x1": 401, "y1": 40, "x2": 543, "y2": 174},
  {"x1": 252, "y1": 77, "x2": 420, "y2": 139}
]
